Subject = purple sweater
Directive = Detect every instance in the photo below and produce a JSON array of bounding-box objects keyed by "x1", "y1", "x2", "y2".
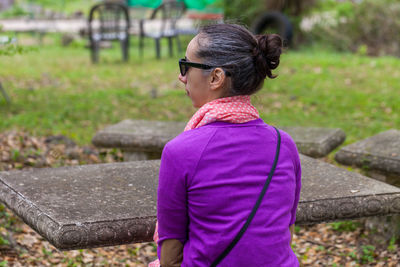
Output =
[{"x1": 157, "y1": 119, "x2": 301, "y2": 266}]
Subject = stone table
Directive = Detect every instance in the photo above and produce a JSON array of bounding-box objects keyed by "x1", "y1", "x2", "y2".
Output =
[
  {"x1": 335, "y1": 129, "x2": 400, "y2": 186},
  {"x1": 92, "y1": 120, "x2": 346, "y2": 159},
  {"x1": 1, "y1": 155, "x2": 399, "y2": 250}
]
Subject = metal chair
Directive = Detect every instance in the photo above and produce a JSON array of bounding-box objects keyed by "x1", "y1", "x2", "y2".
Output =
[
  {"x1": 88, "y1": 2, "x2": 130, "y2": 63},
  {"x1": 139, "y1": 1, "x2": 186, "y2": 59}
]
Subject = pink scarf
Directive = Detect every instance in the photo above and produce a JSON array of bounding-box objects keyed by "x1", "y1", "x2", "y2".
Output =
[
  {"x1": 184, "y1": 95, "x2": 260, "y2": 131},
  {"x1": 148, "y1": 95, "x2": 259, "y2": 267}
]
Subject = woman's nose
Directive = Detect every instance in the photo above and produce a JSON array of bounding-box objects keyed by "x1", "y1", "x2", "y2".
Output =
[{"x1": 178, "y1": 73, "x2": 187, "y2": 84}]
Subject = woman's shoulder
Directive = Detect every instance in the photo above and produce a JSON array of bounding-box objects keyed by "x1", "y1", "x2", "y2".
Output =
[
  {"x1": 163, "y1": 126, "x2": 219, "y2": 157},
  {"x1": 277, "y1": 128, "x2": 297, "y2": 148},
  {"x1": 274, "y1": 128, "x2": 301, "y2": 168},
  {"x1": 254, "y1": 121, "x2": 298, "y2": 149},
  {"x1": 255, "y1": 123, "x2": 300, "y2": 166}
]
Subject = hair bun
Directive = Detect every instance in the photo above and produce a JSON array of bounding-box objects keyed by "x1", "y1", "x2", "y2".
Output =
[{"x1": 254, "y1": 34, "x2": 283, "y2": 79}]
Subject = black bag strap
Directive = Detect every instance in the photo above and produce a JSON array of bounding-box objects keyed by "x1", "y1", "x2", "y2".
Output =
[{"x1": 210, "y1": 127, "x2": 281, "y2": 267}]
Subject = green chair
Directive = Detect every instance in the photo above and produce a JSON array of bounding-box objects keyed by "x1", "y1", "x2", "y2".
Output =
[
  {"x1": 139, "y1": 1, "x2": 186, "y2": 59},
  {"x1": 88, "y1": 2, "x2": 131, "y2": 63}
]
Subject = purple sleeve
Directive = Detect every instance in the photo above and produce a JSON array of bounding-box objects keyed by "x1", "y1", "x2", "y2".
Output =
[
  {"x1": 157, "y1": 144, "x2": 188, "y2": 256},
  {"x1": 289, "y1": 151, "x2": 302, "y2": 226}
]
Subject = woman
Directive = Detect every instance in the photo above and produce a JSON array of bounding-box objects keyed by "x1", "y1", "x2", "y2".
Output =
[{"x1": 153, "y1": 24, "x2": 301, "y2": 267}]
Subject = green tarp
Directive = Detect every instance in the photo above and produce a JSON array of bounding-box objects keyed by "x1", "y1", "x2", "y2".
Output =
[
  {"x1": 126, "y1": 0, "x2": 161, "y2": 8},
  {"x1": 126, "y1": 0, "x2": 220, "y2": 10},
  {"x1": 182, "y1": 0, "x2": 218, "y2": 10}
]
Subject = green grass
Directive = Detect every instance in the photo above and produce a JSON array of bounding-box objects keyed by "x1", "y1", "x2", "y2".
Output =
[{"x1": 0, "y1": 34, "x2": 399, "y2": 145}]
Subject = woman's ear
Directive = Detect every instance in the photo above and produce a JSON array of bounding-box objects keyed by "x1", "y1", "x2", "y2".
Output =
[{"x1": 209, "y1": 68, "x2": 227, "y2": 91}]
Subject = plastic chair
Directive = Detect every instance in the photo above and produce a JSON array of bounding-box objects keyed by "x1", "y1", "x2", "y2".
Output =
[
  {"x1": 139, "y1": 1, "x2": 186, "y2": 59},
  {"x1": 88, "y1": 2, "x2": 130, "y2": 63}
]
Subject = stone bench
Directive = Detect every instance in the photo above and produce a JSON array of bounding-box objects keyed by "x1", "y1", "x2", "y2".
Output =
[
  {"x1": 1, "y1": 155, "x2": 399, "y2": 250},
  {"x1": 335, "y1": 129, "x2": 400, "y2": 186},
  {"x1": 92, "y1": 119, "x2": 346, "y2": 160}
]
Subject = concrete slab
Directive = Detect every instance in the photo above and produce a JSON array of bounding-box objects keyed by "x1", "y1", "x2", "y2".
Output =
[
  {"x1": 281, "y1": 126, "x2": 346, "y2": 158},
  {"x1": 92, "y1": 120, "x2": 346, "y2": 158},
  {"x1": 0, "y1": 18, "x2": 197, "y2": 35},
  {"x1": 93, "y1": 120, "x2": 185, "y2": 153},
  {"x1": 335, "y1": 129, "x2": 400, "y2": 176},
  {"x1": 0, "y1": 160, "x2": 159, "y2": 250},
  {"x1": 1, "y1": 155, "x2": 399, "y2": 250}
]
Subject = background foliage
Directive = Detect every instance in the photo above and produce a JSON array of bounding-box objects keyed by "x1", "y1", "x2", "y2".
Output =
[
  {"x1": 0, "y1": 0, "x2": 97, "y2": 18},
  {"x1": 220, "y1": 0, "x2": 316, "y2": 28},
  {"x1": 305, "y1": 0, "x2": 400, "y2": 56}
]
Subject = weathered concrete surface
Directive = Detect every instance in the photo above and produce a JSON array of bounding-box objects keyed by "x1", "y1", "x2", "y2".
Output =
[
  {"x1": 92, "y1": 120, "x2": 185, "y2": 153},
  {"x1": 281, "y1": 126, "x2": 346, "y2": 158},
  {"x1": 0, "y1": 161, "x2": 159, "y2": 250},
  {"x1": 93, "y1": 120, "x2": 345, "y2": 158},
  {"x1": 335, "y1": 129, "x2": 400, "y2": 176},
  {"x1": 1, "y1": 156, "x2": 399, "y2": 250},
  {"x1": 0, "y1": 18, "x2": 198, "y2": 35}
]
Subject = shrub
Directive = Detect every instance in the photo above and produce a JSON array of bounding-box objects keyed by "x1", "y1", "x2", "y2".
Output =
[
  {"x1": 218, "y1": 0, "x2": 264, "y2": 26},
  {"x1": 220, "y1": 0, "x2": 316, "y2": 28},
  {"x1": 304, "y1": 0, "x2": 400, "y2": 57}
]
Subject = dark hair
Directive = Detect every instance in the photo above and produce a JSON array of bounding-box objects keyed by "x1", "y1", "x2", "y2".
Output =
[{"x1": 196, "y1": 24, "x2": 282, "y2": 96}]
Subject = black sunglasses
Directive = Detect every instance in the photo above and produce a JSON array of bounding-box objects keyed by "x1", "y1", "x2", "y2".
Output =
[{"x1": 179, "y1": 58, "x2": 231, "y2": 77}]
